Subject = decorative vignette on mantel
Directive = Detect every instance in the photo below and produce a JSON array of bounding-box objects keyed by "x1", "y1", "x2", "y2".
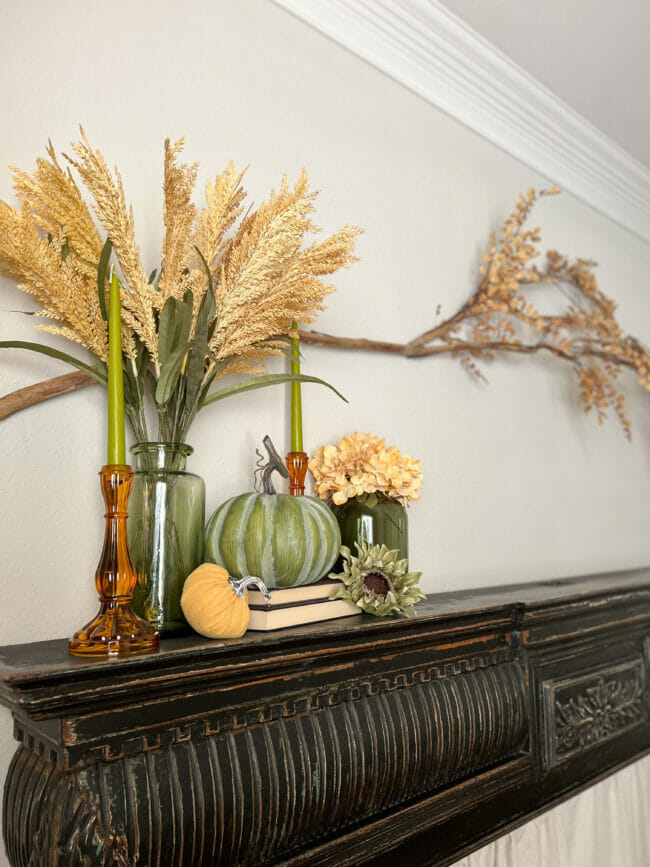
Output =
[{"x1": 271, "y1": 0, "x2": 650, "y2": 243}]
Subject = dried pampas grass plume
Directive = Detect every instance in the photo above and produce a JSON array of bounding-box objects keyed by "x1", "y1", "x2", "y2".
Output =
[
  {"x1": 0, "y1": 128, "x2": 363, "y2": 425},
  {"x1": 213, "y1": 169, "x2": 362, "y2": 373},
  {"x1": 65, "y1": 127, "x2": 159, "y2": 362}
]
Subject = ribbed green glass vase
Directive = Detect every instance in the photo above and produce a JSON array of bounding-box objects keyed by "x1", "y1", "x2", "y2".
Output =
[{"x1": 127, "y1": 443, "x2": 205, "y2": 635}]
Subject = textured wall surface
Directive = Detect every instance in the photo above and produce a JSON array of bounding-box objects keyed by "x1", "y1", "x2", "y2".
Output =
[{"x1": 0, "y1": 1, "x2": 649, "y2": 863}]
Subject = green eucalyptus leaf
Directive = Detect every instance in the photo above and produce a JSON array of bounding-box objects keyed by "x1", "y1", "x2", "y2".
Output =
[
  {"x1": 155, "y1": 339, "x2": 210, "y2": 407},
  {"x1": 155, "y1": 345, "x2": 188, "y2": 406},
  {"x1": 158, "y1": 294, "x2": 193, "y2": 367},
  {"x1": 122, "y1": 363, "x2": 139, "y2": 411},
  {"x1": 194, "y1": 248, "x2": 217, "y2": 344},
  {"x1": 133, "y1": 334, "x2": 150, "y2": 379},
  {"x1": 195, "y1": 295, "x2": 215, "y2": 345},
  {"x1": 199, "y1": 372, "x2": 347, "y2": 408},
  {"x1": 195, "y1": 356, "x2": 233, "y2": 407},
  {"x1": 97, "y1": 238, "x2": 113, "y2": 322},
  {"x1": 0, "y1": 340, "x2": 106, "y2": 384},
  {"x1": 183, "y1": 342, "x2": 211, "y2": 410},
  {"x1": 144, "y1": 368, "x2": 158, "y2": 397}
]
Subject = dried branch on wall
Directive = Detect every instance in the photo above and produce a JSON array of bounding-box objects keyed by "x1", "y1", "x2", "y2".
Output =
[
  {"x1": 0, "y1": 370, "x2": 91, "y2": 421},
  {"x1": 2, "y1": 187, "x2": 649, "y2": 436},
  {"x1": 304, "y1": 187, "x2": 650, "y2": 439}
]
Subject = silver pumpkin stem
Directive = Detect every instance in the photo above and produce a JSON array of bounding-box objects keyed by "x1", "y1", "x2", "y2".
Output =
[
  {"x1": 229, "y1": 575, "x2": 272, "y2": 601},
  {"x1": 254, "y1": 435, "x2": 289, "y2": 494}
]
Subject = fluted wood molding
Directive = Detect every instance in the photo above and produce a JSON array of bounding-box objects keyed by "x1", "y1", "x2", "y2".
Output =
[{"x1": 1, "y1": 569, "x2": 650, "y2": 865}]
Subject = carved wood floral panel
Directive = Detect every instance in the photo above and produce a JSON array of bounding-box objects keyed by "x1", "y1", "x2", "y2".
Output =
[{"x1": 543, "y1": 658, "x2": 647, "y2": 766}]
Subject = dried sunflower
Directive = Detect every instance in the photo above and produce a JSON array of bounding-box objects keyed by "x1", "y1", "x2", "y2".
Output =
[{"x1": 329, "y1": 542, "x2": 424, "y2": 617}]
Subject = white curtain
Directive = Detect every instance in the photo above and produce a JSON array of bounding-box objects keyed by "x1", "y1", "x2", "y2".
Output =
[{"x1": 453, "y1": 755, "x2": 650, "y2": 867}]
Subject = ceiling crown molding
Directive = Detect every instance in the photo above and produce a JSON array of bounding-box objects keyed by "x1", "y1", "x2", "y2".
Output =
[{"x1": 273, "y1": 0, "x2": 650, "y2": 244}]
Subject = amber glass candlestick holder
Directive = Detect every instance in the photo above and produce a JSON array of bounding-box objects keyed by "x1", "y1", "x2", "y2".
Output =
[
  {"x1": 69, "y1": 465, "x2": 160, "y2": 657},
  {"x1": 286, "y1": 451, "x2": 308, "y2": 496}
]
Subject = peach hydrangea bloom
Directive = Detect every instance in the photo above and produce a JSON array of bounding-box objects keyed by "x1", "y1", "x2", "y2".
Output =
[{"x1": 309, "y1": 432, "x2": 422, "y2": 506}]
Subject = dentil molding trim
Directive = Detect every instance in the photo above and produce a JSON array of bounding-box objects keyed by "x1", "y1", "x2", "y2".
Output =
[{"x1": 272, "y1": 0, "x2": 650, "y2": 244}]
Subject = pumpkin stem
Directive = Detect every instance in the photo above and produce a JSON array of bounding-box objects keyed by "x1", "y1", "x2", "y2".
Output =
[
  {"x1": 255, "y1": 435, "x2": 289, "y2": 494},
  {"x1": 229, "y1": 575, "x2": 272, "y2": 601}
]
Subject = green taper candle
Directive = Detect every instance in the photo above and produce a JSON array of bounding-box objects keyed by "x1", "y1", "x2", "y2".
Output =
[
  {"x1": 290, "y1": 322, "x2": 303, "y2": 452},
  {"x1": 107, "y1": 272, "x2": 126, "y2": 465}
]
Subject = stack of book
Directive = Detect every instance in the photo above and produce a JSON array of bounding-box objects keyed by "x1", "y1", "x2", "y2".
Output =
[{"x1": 246, "y1": 578, "x2": 360, "y2": 631}]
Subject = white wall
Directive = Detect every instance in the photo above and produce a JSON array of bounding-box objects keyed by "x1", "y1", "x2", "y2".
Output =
[{"x1": 0, "y1": 1, "x2": 648, "y2": 864}]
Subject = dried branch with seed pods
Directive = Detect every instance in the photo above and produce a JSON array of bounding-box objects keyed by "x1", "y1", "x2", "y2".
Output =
[{"x1": 302, "y1": 187, "x2": 650, "y2": 440}]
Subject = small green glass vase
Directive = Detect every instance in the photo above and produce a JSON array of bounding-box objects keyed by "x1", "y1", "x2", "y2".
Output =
[
  {"x1": 331, "y1": 494, "x2": 408, "y2": 564},
  {"x1": 127, "y1": 443, "x2": 205, "y2": 635}
]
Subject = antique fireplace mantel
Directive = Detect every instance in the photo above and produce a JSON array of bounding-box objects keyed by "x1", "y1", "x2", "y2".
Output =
[{"x1": 1, "y1": 569, "x2": 649, "y2": 865}]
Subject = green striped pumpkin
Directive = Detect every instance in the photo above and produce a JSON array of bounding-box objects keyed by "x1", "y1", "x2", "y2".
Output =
[{"x1": 205, "y1": 492, "x2": 341, "y2": 588}]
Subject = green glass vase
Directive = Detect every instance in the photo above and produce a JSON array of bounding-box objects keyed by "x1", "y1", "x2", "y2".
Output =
[
  {"x1": 127, "y1": 443, "x2": 205, "y2": 635},
  {"x1": 331, "y1": 494, "x2": 408, "y2": 563}
]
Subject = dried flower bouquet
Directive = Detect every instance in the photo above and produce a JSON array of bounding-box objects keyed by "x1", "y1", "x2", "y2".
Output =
[
  {"x1": 310, "y1": 432, "x2": 423, "y2": 506},
  {"x1": 0, "y1": 130, "x2": 362, "y2": 444}
]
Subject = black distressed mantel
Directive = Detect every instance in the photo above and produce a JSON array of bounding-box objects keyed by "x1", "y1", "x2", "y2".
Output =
[{"x1": 1, "y1": 569, "x2": 649, "y2": 866}]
